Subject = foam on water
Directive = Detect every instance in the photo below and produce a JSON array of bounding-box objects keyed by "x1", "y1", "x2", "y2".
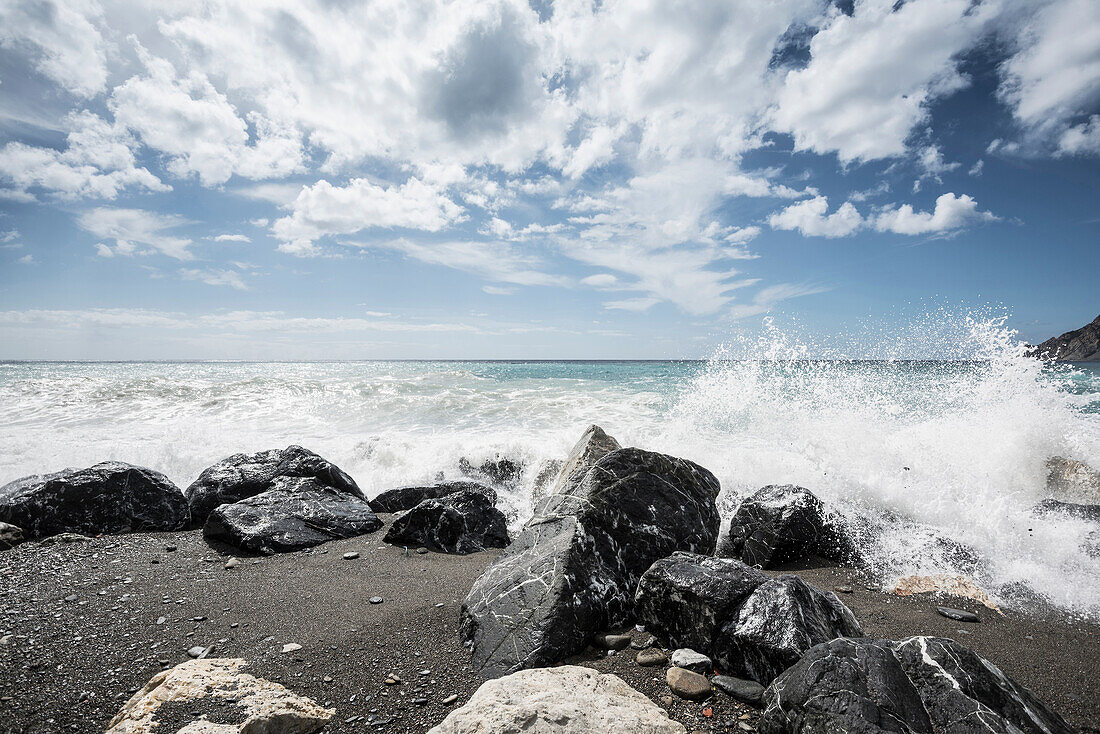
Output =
[{"x1": 1, "y1": 313, "x2": 1097, "y2": 617}]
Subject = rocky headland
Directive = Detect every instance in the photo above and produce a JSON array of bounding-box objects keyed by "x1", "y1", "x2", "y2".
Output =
[{"x1": 1029, "y1": 314, "x2": 1100, "y2": 361}]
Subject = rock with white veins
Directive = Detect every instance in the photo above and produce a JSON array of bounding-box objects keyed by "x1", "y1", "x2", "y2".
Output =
[
  {"x1": 107, "y1": 657, "x2": 333, "y2": 733},
  {"x1": 0, "y1": 521, "x2": 25, "y2": 550},
  {"x1": 548, "y1": 424, "x2": 621, "y2": 496},
  {"x1": 427, "y1": 665, "x2": 686, "y2": 734},
  {"x1": 759, "y1": 636, "x2": 1074, "y2": 734}
]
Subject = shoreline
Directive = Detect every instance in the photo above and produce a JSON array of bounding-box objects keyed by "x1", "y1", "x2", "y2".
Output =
[{"x1": 2, "y1": 522, "x2": 1097, "y2": 733}]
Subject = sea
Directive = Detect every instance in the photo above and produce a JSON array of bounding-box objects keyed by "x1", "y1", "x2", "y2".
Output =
[{"x1": 2, "y1": 316, "x2": 1099, "y2": 618}]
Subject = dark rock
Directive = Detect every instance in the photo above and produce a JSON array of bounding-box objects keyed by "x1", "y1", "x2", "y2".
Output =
[
  {"x1": 382, "y1": 490, "x2": 509, "y2": 554},
  {"x1": 716, "y1": 575, "x2": 863, "y2": 685},
  {"x1": 0, "y1": 462, "x2": 189, "y2": 539},
  {"x1": 717, "y1": 485, "x2": 857, "y2": 568},
  {"x1": 1032, "y1": 498, "x2": 1100, "y2": 523},
  {"x1": 760, "y1": 636, "x2": 1074, "y2": 734},
  {"x1": 936, "y1": 606, "x2": 979, "y2": 623},
  {"x1": 635, "y1": 551, "x2": 767, "y2": 654},
  {"x1": 368, "y1": 481, "x2": 495, "y2": 514},
  {"x1": 202, "y1": 477, "x2": 382, "y2": 554},
  {"x1": 459, "y1": 456, "x2": 524, "y2": 486},
  {"x1": 549, "y1": 424, "x2": 621, "y2": 496},
  {"x1": 712, "y1": 675, "x2": 764, "y2": 705},
  {"x1": 1028, "y1": 314, "x2": 1100, "y2": 362},
  {"x1": 185, "y1": 445, "x2": 363, "y2": 525},
  {"x1": 460, "y1": 447, "x2": 721, "y2": 678},
  {"x1": 594, "y1": 633, "x2": 632, "y2": 650},
  {"x1": 666, "y1": 667, "x2": 712, "y2": 700},
  {"x1": 0, "y1": 521, "x2": 25, "y2": 550},
  {"x1": 636, "y1": 649, "x2": 668, "y2": 667}
]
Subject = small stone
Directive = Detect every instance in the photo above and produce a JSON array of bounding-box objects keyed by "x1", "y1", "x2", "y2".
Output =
[
  {"x1": 282, "y1": 643, "x2": 302, "y2": 653},
  {"x1": 416, "y1": 547, "x2": 429, "y2": 554},
  {"x1": 667, "y1": 667, "x2": 712, "y2": 701},
  {"x1": 937, "y1": 606, "x2": 980, "y2": 623},
  {"x1": 442, "y1": 694, "x2": 458, "y2": 705},
  {"x1": 384, "y1": 675, "x2": 401, "y2": 685},
  {"x1": 418, "y1": 669, "x2": 431, "y2": 676},
  {"x1": 637, "y1": 648, "x2": 669, "y2": 667},
  {"x1": 64, "y1": 594, "x2": 78, "y2": 602},
  {"x1": 224, "y1": 557, "x2": 240, "y2": 569},
  {"x1": 150, "y1": 558, "x2": 160, "y2": 564},
  {"x1": 156, "y1": 617, "x2": 166, "y2": 625},
  {"x1": 343, "y1": 551, "x2": 360, "y2": 560},
  {"x1": 323, "y1": 676, "x2": 333, "y2": 683},
  {"x1": 594, "y1": 632, "x2": 632, "y2": 650},
  {"x1": 412, "y1": 697, "x2": 429, "y2": 706},
  {"x1": 712, "y1": 675, "x2": 765, "y2": 705},
  {"x1": 369, "y1": 596, "x2": 384, "y2": 604},
  {"x1": 739, "y1": 723, "x2": 755, "y2": 732},
  {"x1": 834, "y1": 585, "x2": 853, "y2": 594},
  {"x1": 165, "y1": 545, "x2": 177, "y2": 552},
  {"x1": 670, "y1": 648, "x2": 712, "y2": 674},
  {"x1": 186, "y1": 646, "x2": 207, "y2": 659}
]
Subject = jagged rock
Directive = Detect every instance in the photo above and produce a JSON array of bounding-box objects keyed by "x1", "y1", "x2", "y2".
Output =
[
  {"x1": 759, "y1": 636, "x2": 1074, "y2": 734},
  {"x1": 383, "y1": 489, "x2": 509, "y2": 554},
  {"x1": 427, "y1": 665, "x2": 686, "y2": 734},
  {"x1": 712, "y1": 675, "x2": 765, "y2": 705},
  {"x1": 670, "y1": 648, "x2": 712, "y2": 674},
  {"x1": 106, "y1": 657, "x2": 333, "y2": 733},
  {"x1": 0, "y1": 462, "x2": 189, "y2": 539},
  {"x1": 185, "y1": 445, "x2": 363, "y2": 525},
  {"x1": 1033, "y1": 498, "x2": 1100, "y2": 523},
  {"x1": 461, "y1": 447, "x2": 721, "y2": 678},
  {"x1": 891, "y1": 573, "x2": 1001, "y2": 612},
  {"x1": 1046, "y1": 456, "x2": 1100, "y2": 503},
  {"x1": 718, "y1": 485, "x2": 855, "y2": 568},
  {"x1": 1028, "y1": 314, "x2": 1100, "y2": 362},
  {"x1": 666, "y1": 667, "x2": 712, "y2": 701},
  {"x1": 549, "y1": 424, "x2": 621, "y2": 495},
  {"x1": 635, "y1": 551, "x2": 768, "y2": 653},
  {"x1": 716, "y1": 575, "x2": 863, "y2": 685},
  {"x1": 203, "y1": 477, "x2": 382, "y2": 554},
  {"x1": 368, "y1": 480, "x2": 495, "y2": 514},
  {"x1": 0, "y1": 521, "x2": 25, "y2": 550},
  {"x1": 459, "y1": 455, "x2": 524, "y2": 486}
]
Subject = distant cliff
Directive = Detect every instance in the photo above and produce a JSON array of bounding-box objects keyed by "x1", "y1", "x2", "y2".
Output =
[{"x1": 1029, "y1": 314, "x2": 1100, "y2": 361}]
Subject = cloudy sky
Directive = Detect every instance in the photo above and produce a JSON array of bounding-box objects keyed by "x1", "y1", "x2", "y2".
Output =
[{"x1": 0, "y1": 0, "x2": 1097, "y2": 359}]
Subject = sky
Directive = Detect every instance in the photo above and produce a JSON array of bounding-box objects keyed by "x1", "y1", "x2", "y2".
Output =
[{"x1": 0, "y1": 0, "x2": 1097, "y2": 360}]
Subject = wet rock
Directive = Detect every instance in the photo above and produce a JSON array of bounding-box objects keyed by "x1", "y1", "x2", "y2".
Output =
[
  {"x1": 185, "y1": 445, "x2": 363, "y2": 525},
  {"x1": 460, "y1": 456, "x2": 524, "y2": 486},
  {"x1": 670, "y1": 649, "x2": 712, "y2": 674},
  {"x1": 635, "y1": 551, "x2": 767, "y2": 654},
  {"x1": 203, "y1": 477, "x2": 383, "y2": 554},
  {"x1": 549, "y1": 424, "x2": 621, "y2": 496},
  {"x1": 0, "y1": 462, "x2": 189, "y2": 539},
  {"x1": 1033, "y1": 498, "x2": 1100, "y2": 523},
  {"x1": 936, "y1": 606, "x2": 980, "y2": 623},
  {"x1": 759, "y1": 636, "x2": 1074, "y2": 734},
  {"x1": 716, "y1": 575, "x2": 862, "y2": 685},
  {"x1": 594, "y1": 632, "x2": 632, "y2": 650},
  {"x1": 666, "y1": 667, "x2": 712, "y2": 701},
  {"x1": 1045, "y1": 455, "x2": 1100, "y2": 504},
  {"x1": 428, "y1": 665, "x2": 686, "y2": 733},
  {"x1": 461, "y1": 447, "x2": 721, "y2": 678},
  {"x1": 368, "y1": 481, "x2": 496, "y2": 514},
  {"x1": 712, "y1": 675, "x2": 764, "y2": 705},
  {"x1": 637, "y1": 649, "x2": 669, "y2": 667},
  {"x1": 0, "y1": 521, "x2": 25, "y2": 550},
  {"x1": 106, "y1": 657, "x2": 333, "y2": 733},
  {"x1": 383, "y1": 489, "x2": 509, "y2": 554},
  {"x1": 717, "y1": 485, "x2": 855, "y2": 568}
]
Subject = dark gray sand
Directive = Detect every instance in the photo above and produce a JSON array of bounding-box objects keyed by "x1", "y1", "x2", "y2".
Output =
[{"x1": 1, "y1": 526, "x2": 1097, "y2": 733}]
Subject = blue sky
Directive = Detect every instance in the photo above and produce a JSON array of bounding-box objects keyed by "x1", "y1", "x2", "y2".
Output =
[{"x1": 0, "y1": 0, "x2": 1097, "y2": 359}]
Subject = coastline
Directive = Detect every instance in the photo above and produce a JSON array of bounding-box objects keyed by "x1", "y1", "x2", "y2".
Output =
[{"x1": 2, "y1": 521, "x2": 1097, "y2": 733}]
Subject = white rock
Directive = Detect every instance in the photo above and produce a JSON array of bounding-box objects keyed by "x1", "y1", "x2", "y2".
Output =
[
  {"x1": 106, "y1": 658, "x2": 333, "y2": 734},
  {"x1": 670, "y1": 648, "x2": 712, "y2": 674},
  {"x1": 282, "y1": 643, "x2": 302, "y2": 653},
  {"x1": 427, "y1": 665, "x2": 685, "y2": 734}
]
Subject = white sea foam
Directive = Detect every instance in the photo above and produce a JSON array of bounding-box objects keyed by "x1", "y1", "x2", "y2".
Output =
[{"x1": 1, "y1": 313, "x2": 1097, "y2": 616}]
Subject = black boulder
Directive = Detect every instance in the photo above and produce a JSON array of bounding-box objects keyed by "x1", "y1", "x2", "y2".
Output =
[
  {"x1": 368, "y1": 480, "x2": 495, "y2": 514},
  {"x1": 383, "y1": 489, "x2": 509, "y2": 554}
]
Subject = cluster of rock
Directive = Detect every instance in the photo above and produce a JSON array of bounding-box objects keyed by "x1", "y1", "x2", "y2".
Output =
[{"x1": 1028, "y1": 313, "x2": 1100, "y2": 362}]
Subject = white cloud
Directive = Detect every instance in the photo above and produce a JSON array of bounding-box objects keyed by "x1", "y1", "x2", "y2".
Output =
[
  {"x1": 180, "y1": 268, "x2": 248, "y2": 290},
  {"x1": 916, "y1": 145, "x2": 961, "y2": 183},
  {"x1": 604, "y1": 297, "x2": 661, "y2": 312},
  {"x1": 727, "y1": 283, "x2": 827, "y2": 320},
  {"x1": 214, "y1": 234, "x2": 251, "y2": 243},
  {"x1": 874, "y1": 192, "x2": 998, "y2": 235},
  {"x1": 78, "y1": 207, "x2": 193, "y2": 260},
  {"x1": 482, "y1": 285, "x2": 517, "y2": 296},
  {"x1": 360, "y1": 238, "x2": 566, "y2": 288},
  {"x1": 1058, "y1": 115, "x2": 1100, "y2": 156},
  {"x1": 17, "y1": 254, "x2": 35, "y2": 265},
  {"x1": 768, "y1": 196, "x2": 864, "y2": 238},
  {"x1": 0, "y1": 0, "x2": 108, "y2": 97},
  {"x1": 580, "y1": 273, "x2": 619, "y2": 289}
]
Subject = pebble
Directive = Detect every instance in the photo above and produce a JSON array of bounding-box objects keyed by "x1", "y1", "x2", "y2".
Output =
[
  {"x1": 834, "y1": 585, "x2": 853, "y2": 594},
  {"x1": 712, "y1": 675, "x2": 765, "y2": 705},
  {"x1": 670, "y1": 648, "x2": 712, "y2": 674},
  {"x1": 442, "y1": 694, "x2": 458, "y2": 705},
  {"x1": 937, "y1": 606, "x2": 980, "y2": 623},
  {"x1": 369, "y1": 596, "x2": 384, "y2": 604},
  {"x1": 64, "y1": 594, "x2": 78, "y2": 602},
  {"x1": 666, "y1": 667, "x2": 712, "y2": 701},
  {"x1": 165, "y1": 545, "x2": 177, "y2": 552},
  {"x1": 224, "y1": 558, "x2": 240, "y2": 569},
  {"x1": 416, "y1": 547, "x2": 429, "y2": 554},
  {"x1": 636, "y1": 648, "x2": 669, "y2": 667},
  {"x1": 156, "y1": 617, "x2": 166, "y2": 625},
  {"x1": 340, "y1": 551, "x2": 361, "y2": 560},
  {"x1": 418, "y1": 669, "x2": 431, "y2": 676},
  {"x1": 186, "y1": 646, "x2": 207, "y2": 659},
  {"x1": 594, "y1": 632, "x2": 631, "y2": 650},
  {"x1": 282, "y1": 643, "x2": 302, "y2": 653},
  {"x1": 384, "y1": 674, "x2": 402, "y2": 685},
  {"x1": 412, "y1": 697, "x2": 429, "y2": 706}
]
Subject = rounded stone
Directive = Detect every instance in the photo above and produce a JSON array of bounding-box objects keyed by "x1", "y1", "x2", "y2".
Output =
[
  {"x1": 666, "y1": 667, "x2": 712, "y2": 701},
  {"x1": 637, "y1": 649, "x2": 669, "y2": 667}
]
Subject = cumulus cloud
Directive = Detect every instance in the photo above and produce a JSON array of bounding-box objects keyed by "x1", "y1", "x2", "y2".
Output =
[
  {"x1": 874, "y1": 193, "x2": 998, "y2": 235},
  {"x1": 768, "y1": 196, "x2": 864, "y2": 238},
  {"x1": 0, "y1": 0, "x2": 108, "y2": 97},
  {"x1": 79, "y1": 207, "x2": 193, "y2": 260}
]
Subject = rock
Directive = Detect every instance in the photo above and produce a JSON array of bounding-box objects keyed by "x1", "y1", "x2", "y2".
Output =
[
  {"x1": 635, "y1": 551, "x2": 768, "y2": 654},
  {"x1": 891, "y1": 573, "x2": 1001, "y2": 612},
  {"x1": 712, "y1": 675, "x2": 764, "y2": 705},
  {"x1": 666, "y1": 667, "x2": 712, "y2": 701},
  {"x1": 427, "y1": 665, "x2": 686, "y2": 734},
  {"x1": 186, "y1": 646, "x2": 207, "y2": 658},
  {"x1": 369, "y1": 596, "x2": 383, "y2": 604},
  {"x1": 637, "y1": 649, "x2": 669, "y2": 667},
  {"x1": 936, "y1": 606, "x2": 980, "y2": 623},
  {"x1": 0, "y1": 462, "x2": 189, "y2": 539},
  {"x1": 461, "y1": 447, "x2": 721, "y2": 678},
  {"x1": 834, "y1": 585, "x2": 853, "y2": 593},
  {"x1": 224, "y1": 557, "x2": 240, "y2": 569},
  {"x1": 185, "y1": 445, "x2": 363, "y2": 525},
  {"x1": 459, "y1": 456, "x2": 524, "y2": 486},
  {"x1": 368, "y1": 481, "x2": 496, "y2": 514},
  {"x1": 0, "y1": 521, "x2": 25, "y2": 550},
  {"x1": 33, "y1": 532, "x2": 92, "y2": 546},
  {"x1": 716, "y1": 575, "x2": 863, "y2": 685},
  {"x1": 1045, "y1": 455, "x2": 1100, "y2": 503},
  {"x1": 717, "y1": 485, "x2": 854, "y2": 568},
  {"x1": 670, "y1": 648, "x2": 712, "y2": 674},
  {"x1": 106, "y1": 657, "x2": 333, "y2": 733},
  {"x1": 1028, "y1": 314, "x2": 1100, "y2": 362},
  {"x1": 342, "y1": 551, "x2": 359, "y2": 560},
  {"x1": 441, "y1": 693, "x2": 458, "y2": 705},
  {"x1": 1033, "y1": 497, "x2": 1100, "y2": 523},
  {"x1": 383, "y1": 489, "x2": 509, "y2": 554},
  {"x1": 203, "y1": 477, "x2": 383, "y2": 554},
  {"x1": 282, "y1": 643, "x2": 302, "y2": 653},
  {"x1": 631, "y1": 634, "x2": 656, "y2": 650},
  {"x1": 759, "y1": 636, "x2": 1074, "y2": 734},
  {"x1": 594, "y1": 632, "x2": 632, "y2": 650},
  {"x1": 549, "y1": 424, "x2": 621, "y2": 496}
]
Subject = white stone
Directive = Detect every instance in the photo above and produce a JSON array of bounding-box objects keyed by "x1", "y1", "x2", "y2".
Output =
[
  {"x1": 106, "y1": 658, "x2": 333, "y2": 734},
  {"x1": 427, "y1": 665, "x2": 685, "y2": 734},
  {"x1": 670, "y1": 648, "x2": 712, "y2": 674}
]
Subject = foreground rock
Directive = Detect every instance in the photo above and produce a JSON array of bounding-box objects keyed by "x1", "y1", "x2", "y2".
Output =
[
  {"x1": 427, "y1": 665, "x2": 686, "y2": 734},
  {"x1": 383, "y1": 489, "x2": 509, "y2": 554},
  {"x1": 203, "y1": 477, "x2": 383, "y2": 554},
  {"x1": 107, "y1": 657, "x2": 333, "y2": 733},
  {"x1": 549, "y1": 424, "x2": 621, "y2": 495},
  {"x1": 461, "y1": 446, "x2": 721, "y2": 678},
  {"x1": 718, "y1": 485, "x2": 855, "y2": 568},
  {"x1": 0, "y1": 521, "x2": 25, "y2": 549},
  {"x1": 186, "y1": 445, "x2": 363, "y2": 525},
  {"x1": 760, "y1": 636, "x2": 1074, "y2": 734},
  {"x1": 0, "y1": 462, "x2": 189, "y2": 539},
  {"x1": 368, "y1": 480, "x2": 495, "y2": 514}
]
